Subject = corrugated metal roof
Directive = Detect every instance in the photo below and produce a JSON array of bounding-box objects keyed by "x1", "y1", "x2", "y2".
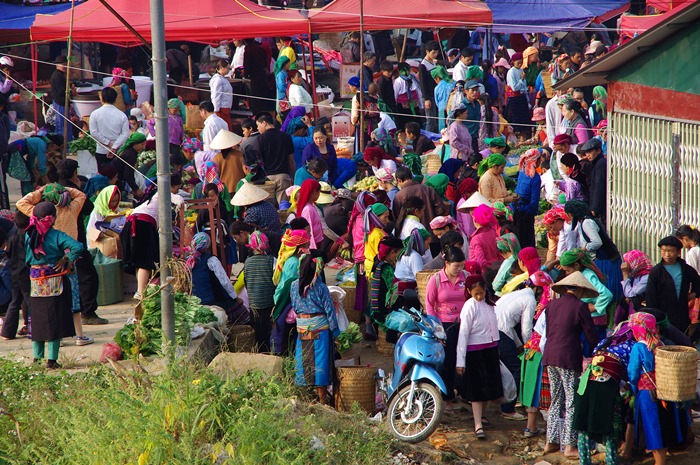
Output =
[{"x1": 553, "y1": 1, "x2": 700, "y2": 89}]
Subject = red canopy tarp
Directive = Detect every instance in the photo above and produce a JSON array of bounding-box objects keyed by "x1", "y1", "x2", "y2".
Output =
[
  {"x1": 619, "y1": 0, "x2": 696, "y2": 39},
  {"x1": 308, "y1": 0, "x2": 492, "y2": 32},
  {"x1": 31, "y1": 0, "x2": 310, "y2": 45}
]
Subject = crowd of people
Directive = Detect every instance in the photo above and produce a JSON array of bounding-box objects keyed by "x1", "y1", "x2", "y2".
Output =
[{"x1": 0, "y1": 26, "x2": 699, "y2": 465}]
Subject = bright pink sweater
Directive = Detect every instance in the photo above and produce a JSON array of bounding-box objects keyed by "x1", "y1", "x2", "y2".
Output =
[{"x1": 469, "y1": 225, "x2": 500, "y2": 271}]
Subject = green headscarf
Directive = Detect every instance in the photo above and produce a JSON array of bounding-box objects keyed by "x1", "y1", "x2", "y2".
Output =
[
  {"x1": 496, "y1": 232, "x2": 521, "y2": 255},
  {"x1": 592, "y1": 86, "x2": 607, "y2": 115},
  {"x1": 477, "y1": 153, "x2": 507, "y2": 177},
  {"x1": 402, "y1": 152, "x2": 422, "y2": 176},
  {"x1": 430, "y1": 65, "x2": 452, "y2": 83},
  {"x1": 93, "y1": 185, "x2": 120, "y2": 217},
  {"x1": 167, "y1": 98, "x2": 181, "y2": 109},
  {"x1": 465, "y1": 65, "x2": 483, "y2": 80},
  {"x1": 274, "y1": 55, "x2": 290, "y2": 76},
  {"x1": 370, "y1": 203, "x2": 389, "y2": 216},
  {"x1": 424, "y1": 173, "x2": 449, "y2": 200},
  {"x1": 42, "y1": 183, "x2": 66, "y2": 205},
  {"x1": 559, "y1": 248, "x2": 595, "y2": 267},
  {"x1": 118, "y1": 132, "x2": 147, "y2": 155}
]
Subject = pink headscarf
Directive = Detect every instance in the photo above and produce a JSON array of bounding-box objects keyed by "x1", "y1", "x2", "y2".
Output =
[
  {"x1": 200, "y1": 161, "x2": 224, "y2": 194},
  {"x1": 111, "y1": 67, "x2": 128, "y2": 87},
  {"x1": 623, "y1": 250, "x2": 652, "y2": 278},
  {"x1": 472, "y1": 204, "x2": 497, "y2": 228},
  {"x1": 629, "y1": 311, "x2": 661, "y2": 351},
  {"x1": 519, "y1": 148, "x2": 541, "y2": 178}
]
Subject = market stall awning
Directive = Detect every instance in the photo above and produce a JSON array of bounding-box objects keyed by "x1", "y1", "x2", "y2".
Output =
[
  {"x1": 308, "y1": 0, "x2": 492, "y2": 32},
  {"x1": 31, "y1": 0, "x2": 309, "y2": 46},
  {"x1": 485, "y1": 0, "x2": 629, "y2": 33},
  {"x1": 0, "y1": 2, "x2": 79, "y2": 42}
]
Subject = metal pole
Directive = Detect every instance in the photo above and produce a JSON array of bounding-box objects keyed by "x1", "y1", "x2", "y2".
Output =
[
  {"x1": 307, "y1": 28, "x2": 319, "y2": 120},
  {"x1": 149, "y1": 0, "x2": 175, "y2": 351},
  {"x1": 63, "y1": 0, "x2": 76, "y2": 154},
  {"x1": 358, "y1": 0, "x2": 365, "y2": 151}
]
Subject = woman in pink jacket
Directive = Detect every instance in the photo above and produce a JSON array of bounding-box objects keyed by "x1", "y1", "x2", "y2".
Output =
[
  {"x1": 348, "y1": 191, "x2": 377, "y2": 334},
  {"x1": 425, "y1": 246, "x2": 468, "y2": 400},
  {"x1": 469, "y1": 204, "x2": 501, "y2": 271}
]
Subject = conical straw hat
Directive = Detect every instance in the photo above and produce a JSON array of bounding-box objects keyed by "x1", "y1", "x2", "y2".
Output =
[
  {"x1": 230, "y1": 181, "x2": 269, "y2": 207},
  {"x1": 210, "y1": 129, "x2": 243, "y2": 150},
  {"x1": 457, "y1": 191, "x2": 491, "y2": 211},
  {"x1": 551, "y1": 271, "x2": 599, "y2": 299}
]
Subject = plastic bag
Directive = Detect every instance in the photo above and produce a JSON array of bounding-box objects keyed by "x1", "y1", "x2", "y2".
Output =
[
  {"x1": 500, "y1": 361, "x2": 517, "y2": 403},
  {"x1": 335, "y1": 266, "x2": 355, "y2": 286},
  {"x1": 385, "y1": 309, "x2": 419, "y2": 334},
  {"x1": 100, "y1": 342, "x2": 123, "y2": 364},
  {"x1": 329, "y1": 286, "x2": 349, "y2": 332}
]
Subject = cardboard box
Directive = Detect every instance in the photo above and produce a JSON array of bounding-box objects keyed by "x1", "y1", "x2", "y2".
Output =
[{"x1": 87, "y1": 228, "x2": 122, "y2": 259}]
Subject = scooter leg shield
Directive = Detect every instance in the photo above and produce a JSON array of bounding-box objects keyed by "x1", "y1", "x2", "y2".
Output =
[{"x1": 410, "y1": 364, "x2": 448, "y2": 395}]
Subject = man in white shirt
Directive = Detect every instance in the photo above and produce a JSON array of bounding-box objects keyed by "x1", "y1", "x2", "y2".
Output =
[
  {"x1": 209, "y1": 59, "x2": 233, "y2": 130},
  {"x1": 451, "y1": 47, "x2": 475, "y2": 82},
  {"x1": 545, "y1": 91, "x2": 564, "y2": 146},
  {"x1": 89, "y1": 87, "x2": 129, "y2": 169},
  {"x1": 199, "y1": 100, "x2": 228, "y2": 152},
  {"x1": 495, "y1": 284, "x2": 537, "y2": 421}
]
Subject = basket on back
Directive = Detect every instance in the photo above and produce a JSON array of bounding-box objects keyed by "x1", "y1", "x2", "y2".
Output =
[
  {"x1": 415, "y1": 270, "x2": 438, "y2": 310},
  {"x1": 655, "y1": 345, "x2": 699, "y2": 402}
]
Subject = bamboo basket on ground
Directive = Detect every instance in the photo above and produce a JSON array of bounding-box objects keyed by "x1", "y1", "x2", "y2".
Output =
[
  {"x1": 425, "y1": 154, "x2": 441, "y2": 174},
  {"x1": 227, "y1": 325, "x2": 256, "y2": 352},
  {"x1": 341, "y1": 286, "x2": 362, "y2": 325},
  {"x1": 655, "y1": 345, "x2": 699, "y2": 402},
  {"x1": 377, "y1": 328, "x2": 395, "y2": 356},
  {"x1": 336, "y1": 366, "x2": 377, "y2": 413},
  {"x1": 416, "y1": 270, "x2": 438, "y2": 310}
]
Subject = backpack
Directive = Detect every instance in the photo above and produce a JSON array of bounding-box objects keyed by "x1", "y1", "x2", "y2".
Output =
[{"x1": 580, "y1": 218, "x2": 620, "y2": 262}]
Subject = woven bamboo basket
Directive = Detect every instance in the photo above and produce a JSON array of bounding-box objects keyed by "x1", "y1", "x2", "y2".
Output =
[
  {"x1": 655, "y1": 345, "x2": 699, "y2": 402},
  {"x1": 377, "y1": 329, "x2": 395, "y2": 356},
  {"x1": 341, "y1": 286, "x2": 362, "y2": 325},
  {"x1": 336, "y1": 366, "x2": 377, "y2": 413},
  {"x1": 227, "y1": 325, "x2": 256, "y2": 353},
  {"x1": 260, "y1": 181, "x2": 277, "y2": 201},
  {"x1": 415, "y1": 270, "x2": 438, "y2": 310},
  {"x1": 278, "y1": 209, "x2": 288, "y2": 225},
  {"x1": 425, "y1": 154, "x2": 441, "y2": 174}
]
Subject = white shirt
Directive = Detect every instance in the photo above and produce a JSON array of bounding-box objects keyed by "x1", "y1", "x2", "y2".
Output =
[
  {"x1": 131, "y1": 191, "x2": 184, "y2": 227},
  {"x1": 456, "y1": 298, "x2": 500, "y2": 368},
  {"x1": 399, "y1": 216, "x2": 424, "y2": 240},
  {"x1": 89, "y1": 104, "x2": 130, "y2": 154},
  {"x1": 495, "y1": 288, "x2": 536, "y2": 348},
  {"x1": 451, "y1": 61, "x2": 469, "y2": 82},
  {"x1": 232, "y1": 45, "x2": 246, "y2": 70},
  {"x1": 686, "y1": 246, "x2": 700, "y2": 275},
  {"x1": 545, "y1": 94, "x2": 563, "y2": 144},
  {"x1": 209, "y1": 73, "x2": 233, "y2": 112},
  {"x1": 288, "y1": 84, "x2": 314, "y2": 112},
  {"x1": 371, "y1": 159, "x2": 397, "y2": 178},
  {"x1": 201, "y1": 113, "x2": 228, "y2": 151},
  {"x1": 395, "y1": 250, "x2": 424, "y2": 281},
  {"x1": 556, "y1": 221, "x2": 577, "y2": 258},
  {"x1": 206, "y1": 255, "x2": 238, "y2": 300}
]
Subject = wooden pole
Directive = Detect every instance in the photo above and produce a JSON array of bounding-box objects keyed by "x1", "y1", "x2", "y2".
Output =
[
  {"x1": 307, "y1": 27, "x2": 319, "y2": 120},
  {"x1": 187, "y1": 55, "x2": 193, "y2": 85},
  {"x1": 98, "y1": 0, "x2": 152, "y2": 50},
  {"x1": 399, "y1": 29, "x2": 409, "y2": 62},
  {"x1": 62, "y1": 0, "x2": 76, "y2": 155},
  {"x1": 358, "y1": 0, "x2": 365, "y2": 151}
]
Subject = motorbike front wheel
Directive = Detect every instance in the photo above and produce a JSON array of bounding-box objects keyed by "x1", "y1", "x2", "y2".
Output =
[{"x1": 386, "y1": 382, "x2": 444, "y2": 443}]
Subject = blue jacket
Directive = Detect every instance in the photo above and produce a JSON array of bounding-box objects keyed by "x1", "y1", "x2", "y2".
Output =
[{"x1": 512, "y1": 172, "x2": 541, "y2": 216}]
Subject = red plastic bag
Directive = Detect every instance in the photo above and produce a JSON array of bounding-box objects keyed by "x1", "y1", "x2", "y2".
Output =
[{"x1": 100, "y1": 342, "x2": 123, "y2": 364}]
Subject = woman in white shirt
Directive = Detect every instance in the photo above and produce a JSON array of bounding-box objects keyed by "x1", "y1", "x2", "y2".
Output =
[
  {"x1": 456, "y1": 275, "x2": 502, "y2": 440},
  {"x1": 86, "y1": 185, "x2": 121, "y2": 233},
  {"x1": 395, "y1": 228, "x2": 430, "y2": 282},
  {"x1": 287, "y1": 71, "x2": 314, "y2": 114},
  {"x1": 209, "y1": 59, "x2": 233, "y2": 129}
]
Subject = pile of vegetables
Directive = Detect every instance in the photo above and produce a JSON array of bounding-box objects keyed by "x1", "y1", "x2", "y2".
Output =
[
  {"x1": 137, "y1": 150, "x2": 157, "y2": 168},
  {"x1": 337, "y1": 322, "x2": 363, "y2": 353},
  {"x1": 115, "y1": 286, "x2": 216, "y2": 357},
  {"x1": 68, "y1": 136, "x2": 97, "y2": 155},
  {"x1": 352, "y1": 175, "x2": 378, "y2": 192}
]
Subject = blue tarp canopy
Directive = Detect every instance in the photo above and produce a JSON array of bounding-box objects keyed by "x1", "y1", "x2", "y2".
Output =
[
  {"x1": 0, "y1": 2, "x2": 77, "y2": 42},
  {"x1": 484, "y1": 0, "x2": 630, "y2": 33}
]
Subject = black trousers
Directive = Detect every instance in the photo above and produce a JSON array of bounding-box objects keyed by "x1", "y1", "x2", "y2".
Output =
[
  {"x1": 514, "y1": 210, "x2": 536, "y2": 249},
  {"x1": 498, "y1": 331, "x2": 521, "y2": 413},
  {"x1": 0, "y1": 284, "x2": 29, "y2": 338},
  {"x1": 442, "y1": 321, "x2": 460, "y2": 400},
  {"x1": 251, "y1": 306, "x2": 273, "y2": 353},
  {"x1": 75, "y1": 249, "x2": 99, "y2": 316}
]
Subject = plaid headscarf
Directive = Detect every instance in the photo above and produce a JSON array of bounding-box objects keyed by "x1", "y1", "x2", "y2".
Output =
[
  {"x1": 42, "y1": 183, "x2": 67, "y2": 206},
  {"x1": 182, "y1": 137, "x2": 203, "y2": 152},
  {"x1": 186, "y1": 232, "x2": 211, "y2": 269},
  {"x1": 372, "y1": 128, "x2": 393, "y2": 154},
  {"x1": 543, "y1": 205, "x2": 570, "y2": 225},
  {"x1": 496, "y1": 232, "x2": 521, "y2": 255},
  {"x1": 628, "y1": 311, "x2": 661, "y2": 351},
  {"x1": 200, "y1": 161, "x2": 224, "y2": 194},
  {"x1": 110, "y1": 67, "x2": 128, "y2": 86},
  {"x1": 167, "y1": 98, "x2": 181, "y2": 109},
  {"x1": 247, "y1": 230, "x2": 269, "y2": 253},
  {"x1": 623, "y1": 250, "x2": 652, "y2": 278},
  {"x1": 401, "y1": 228, "x2": 430, "y2": 259},
  {"x1": 493, "y1": 202, "x2": 513, "y2": 222},
  {"x1": 519, "y1": 148, "x2": 541, "y2": 178},
  {"x1": 273, "y1": 229, "x2": 311, "y2": 285}
]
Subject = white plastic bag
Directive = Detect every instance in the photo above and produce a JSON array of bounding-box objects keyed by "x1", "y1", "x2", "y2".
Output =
[
  {"x1": 500, "y1": 361, "x2": 517, "y2": 403},
  {"x1": 328, "y1": 286, "x2": 349, "y2": 332}
]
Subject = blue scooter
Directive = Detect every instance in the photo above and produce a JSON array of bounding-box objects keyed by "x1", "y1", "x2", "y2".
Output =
[{"x1": 379, "y1": 305, "x2": 448, "y2": 443}]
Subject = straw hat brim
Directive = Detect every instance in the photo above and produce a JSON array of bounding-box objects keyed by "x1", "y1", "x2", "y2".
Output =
[
  {"x1": 316, "y1": 193, "x2": 335, "y2": 205},
  {"x1": 230, "y1": 182, "x2": 269, "y2": 206},
  {"x1": 210, "y1": 129, "x2": 243, "y2": 150},
  {"x1": 458, "y1": 191, "x2": 491, "y2": 211},
  {"x1": 551, "y1": 271, "x2": 599, "y2": 299}
]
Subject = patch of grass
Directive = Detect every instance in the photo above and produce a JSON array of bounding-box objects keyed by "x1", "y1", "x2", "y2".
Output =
[{"x1": 0, "y1": 357, "x2": 394, "y2": 465}]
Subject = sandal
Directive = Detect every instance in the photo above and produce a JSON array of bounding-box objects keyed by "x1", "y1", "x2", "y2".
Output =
[
  {"x1": 543, "y1": 443, "x2": 560, "y2": 454},
  {"x1": 481, "y1": 417, "x2": 493, "y2": 428},
  {"x1": 475, "y1": 427, "x2": 486, "y2": 439},
  {"x1": 18, "y1": 326, "x2": 28, "y2": 336}
]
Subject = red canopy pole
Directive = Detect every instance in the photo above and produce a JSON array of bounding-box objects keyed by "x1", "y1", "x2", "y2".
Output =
[
  {"x1": 307, "y1": 24, "x2": 318, "y2": 120},
  {"x1": 32, "y1": 43, "x2": 38, "y2": 129}
]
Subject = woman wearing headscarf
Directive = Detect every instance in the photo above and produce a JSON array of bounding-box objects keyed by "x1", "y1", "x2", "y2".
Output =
[
  {"x1": 615, "y1": 250, "x2": 653, "y2": 324},
  {"x1": 558, "y1": 152, "x2": 589, "y2": 203},
  {"x1": 505, "y1": 53, "x2": 529, "y2": 135},
  {"x1": 493, "y1": 233, "x2": 521, "y2": 296},
  {"x1": 274, "y1": 55, "x2": 291, "y2": 116},
  {"x1": 114, "y1": 131, "x2": 147, "y2": 197},
  {"x1": 512, "y1": 148, "x2": 541, "y2": 248},
  {"x1": 346, "y1": 191, "x2": 376, "y2": 329},
  {"x1": 302, "y1": 127, "x2": 339, "y2": 187},
  {"x1": 187, "y1": 232, "x2": 238, "y2": 311},
  {"x1": 395, "y1": 227, "x2": 431, "y2": 283},
  {"x1": 86, "y1": 185, "x2": 121, "y2": 232},
  {"x1": 363, "y1": 145, "x2": 397, "y2": 177},
  {"x1": 369, "y1": 237, "x2": 404, "y2": 343},
  {"x1": 501, "y1": 247, "x2": 541, "y2": 296},
  {"x1": 108, "y1": 67, "x2": 134, "y2": 112},
  {"x1": 478, "y1": 153, "x2": 516, "y2": 204},
  {"x1": 181, "y1": 137, "x2": 203, "y2": 169},
  {"x1": 439, "y1": 159, "x2": 466, "y2": 186},
  {"x1": 469, "y1": 204, "x2": 500, "y2": 271},
  {"x1": 562, "y1": 100, "x2": 592, "y2": 145},
  {"x1": 559, "y1": 248, "x2": 613, "y2": 342},
  {"x1": 627, "y1": 312, "x2": 691, "y2": 465},
  {"x1": 368, "y1": 128, "x2": 398, "y2": 159},
  {"x1": 271, "y1": 229, "x2": 311, "y2": 355},
  {"x1": 281, "y1": 107, "x2": 306, "y2": 133},
  {"x1": 25, "y1": 202, "x2": 84, "y2": 369},
  {"x1": 431, "y1": 65, "x2": 455, "y2": 131},
  {"x1": 296, "y1": 179, "x2": 342, "y2": 256},
  {"x1": 291, "y1": 254, "x2": 340, "y2": 405},
  {"x1": 447, "y1": 102, "x2": 473, "y2": 161},
  {"x1": 192, "y1": 161, "x2": 233, "y2": 214},
  {"x1": 565, "y1": 199, "x2": 623, "y2": 303},
  {"x1": 363, "y1": 202, "x2": 391, "y2": 280},
  {"x1": 424, "y1": 174, "x2": 449, "y2": 202},
  {"x1": 588, "y1": 86, "x2": 607, "y2": 128},
  {"x1": 392, "y1": 62, "x2": 423, "y2": 132}
]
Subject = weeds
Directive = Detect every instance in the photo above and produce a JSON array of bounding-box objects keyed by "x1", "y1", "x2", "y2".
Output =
[{"x1": 0, "y1": 358, "x2": 393, "y2": 465}]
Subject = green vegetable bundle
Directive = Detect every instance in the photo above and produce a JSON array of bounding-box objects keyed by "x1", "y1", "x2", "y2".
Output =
[
  {"x1": 137, "y1": 150, "x2": 157, "y2": 168},
  {"x1": 337, "y1": 322, "x2": 362, "y2": 353},
  {"x1": 68, "y1": 136, "x2": 97, "y2": 155}
]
